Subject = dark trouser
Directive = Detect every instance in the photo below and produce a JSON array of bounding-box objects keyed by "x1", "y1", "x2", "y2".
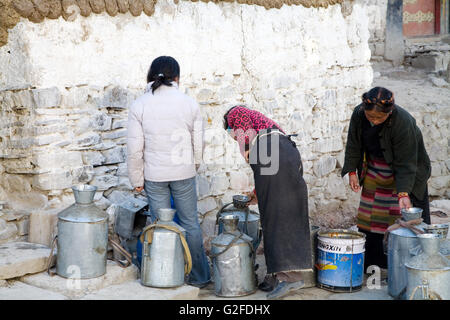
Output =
[
  {"x1": 410, "y1": 186, "x2": 431, "y2": 225},
  {"x1": 360, "y1": 229, "x2": 387, "y2": 271}
]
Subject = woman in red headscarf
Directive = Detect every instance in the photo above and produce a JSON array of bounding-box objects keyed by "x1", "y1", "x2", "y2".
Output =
[{"x1": 223, "y1": 105, "x2": 312, "y2": 300}]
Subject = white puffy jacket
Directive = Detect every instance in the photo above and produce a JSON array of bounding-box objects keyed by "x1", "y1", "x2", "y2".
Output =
[{"x1": 127, "y1": 82, "x2": 204, "y2": 187}]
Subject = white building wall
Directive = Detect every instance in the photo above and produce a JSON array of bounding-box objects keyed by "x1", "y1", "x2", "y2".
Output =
[{"x1": 1, "y1": 0, "x2": 375, "y2": 246}]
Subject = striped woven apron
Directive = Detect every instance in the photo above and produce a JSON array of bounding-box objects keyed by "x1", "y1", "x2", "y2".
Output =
[{"x1": 357, "y1": 155, "x2": 401, "y2": 234}]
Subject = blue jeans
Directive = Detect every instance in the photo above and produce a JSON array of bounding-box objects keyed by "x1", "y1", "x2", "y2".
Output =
[{"x1": 144, "y1": 177, "x2": 211, "y2": 285}]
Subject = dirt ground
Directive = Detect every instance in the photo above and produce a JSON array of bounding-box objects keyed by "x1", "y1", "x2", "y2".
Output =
[{"x1": 372, "y1": 63, "x2": 450, "y2": 114}]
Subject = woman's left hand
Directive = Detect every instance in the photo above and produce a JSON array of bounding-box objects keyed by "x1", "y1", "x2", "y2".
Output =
[
  {"x1": 135, "y1": 186, "x2": 144, "y2": 193},
  {"x1": 399, "y1": 196, "x2": 412, "y2": 210}
]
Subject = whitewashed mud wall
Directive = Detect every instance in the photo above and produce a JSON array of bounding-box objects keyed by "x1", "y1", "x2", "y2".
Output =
[{"x1": 0, "y1": 0, "x2": 375, "y2": 246}]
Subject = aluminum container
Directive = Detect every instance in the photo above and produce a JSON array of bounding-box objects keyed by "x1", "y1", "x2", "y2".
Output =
[
  {"x1": 56, "y1": 185, "x2": 108, "y2": 279},
  {"x1": 423, "y1": 224, "x2": 449, "y2": 240},
  {"x1": 387, "y1": 225, "x2": 424, "y2": 299},
  {"x1": 217, "y1": 200, "x2": 261, "y2": 251},
  {"x1": 211, "y1": 214, "x2": 256, "y2": 297},
  {"x1": 141, "y1": 208, "x2": 187, "y2": 288},
  {"x1": 114, "y1": 197, "x2": 148, "y2": 239},
  {"x1": 442, "y1": 240, "x2": 450, "y2": 259},
  {"x1": 405, "y1": 234, "x2": 450, "y2": 300},
  {"x1": 401, "y1": 207, "x2": 423, "y2": 221}
]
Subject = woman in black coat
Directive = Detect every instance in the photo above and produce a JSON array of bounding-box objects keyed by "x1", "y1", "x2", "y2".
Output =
[{"x1": 341, "y1": 87, "x2": 431, "y2": 270}]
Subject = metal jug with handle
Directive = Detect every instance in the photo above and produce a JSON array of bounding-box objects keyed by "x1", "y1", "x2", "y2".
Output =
[
  {"x1": 140, "y1": 208, "x2": 192, "y2": 288},
  {"x1": 405, "y1": 234, "x2": 450, "y2": 300},
  {"x1": 211, "y1": 214, "x2": 257, "y2": 297}
]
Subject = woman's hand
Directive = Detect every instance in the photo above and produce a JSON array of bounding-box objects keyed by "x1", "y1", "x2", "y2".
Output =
[
  {"x1": 244, "y1": 150, "x2": 250, "y2": 163},
  {"x1": 349, "y1": 174, "x2": 360, "y2": 192},
  {"x1": 399, "y1": 196, "x2": 412, "y2": 210},
  {"x1": 248, "y1": 193, "x2": 258, "y2": 205},
  {"x1": 243, "y1": 191, "x2": 258, "y2": 206},
  {"x1": 135, "y1": 186, "x2": 144, "y2": 193}
]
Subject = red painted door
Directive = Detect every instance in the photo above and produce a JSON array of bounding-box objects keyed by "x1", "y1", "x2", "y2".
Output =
[{"x1": 403, "y1": 0, "x2": 437, "y2": 37}]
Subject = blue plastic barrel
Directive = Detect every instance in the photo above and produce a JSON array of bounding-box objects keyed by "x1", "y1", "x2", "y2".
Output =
[{"x1": 316, "y1": 229, "x2": 366, "y2": 292}]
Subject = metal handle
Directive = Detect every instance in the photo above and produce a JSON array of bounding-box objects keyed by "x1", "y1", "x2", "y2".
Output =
[
  {"x1": 209, "y1": 231, "x2": 249, "y2": 259},
  {"x1": 409, "y1": 285, "x2": 426, "y2": 300},
  {"x1": 243, "y1": 207, "x2": 250, "y2": 235},
  {"x1": 216, "y1": 203, "x2": 234, "y2": 227},
  {"x1": 407, "y1": 280, "x2": 442, "y2": 300},
  {"x1": 428, "y1": 290, "x2": 443, "y2": 300},
  {"x1": 217, "y1": 202, "x2": 233, "y2": 215},
  {"x1": 46, "y1": 235, "x2": 58, "y2": 277}
]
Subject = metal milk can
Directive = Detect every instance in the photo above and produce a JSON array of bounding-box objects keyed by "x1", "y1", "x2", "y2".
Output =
[
  {"x1": 140, "y1": 208, "x2": 191, "y2": 288},
  {"x1": 56, "y1": 185, "x2": 108, "y2": 279},
  {"x1": 217, "y1": 195, "x2": 261, "y2": 251},
  {"x1": 387, "y1": 225, "x2": 424, "y2": 299},
  {"x1": 211, "y1": 214, "x2": 257, "y2": 297},
  {"x1": 405, "y1": 234, "x2": 450, "y2": 300}
]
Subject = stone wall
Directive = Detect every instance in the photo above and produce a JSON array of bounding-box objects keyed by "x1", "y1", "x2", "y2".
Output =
[
  {"x1": 412, "y1": 106, "x2": 450, "y2": 199},
  {"x1": 404, "y1": 39, "x2": 450, "y2": 74},
  {"x1": 1, "y1": 0, "x2": 375, "y2": 246},
  {"x1": 362, "y1": 0, "x2": 387, "y2": 62}
]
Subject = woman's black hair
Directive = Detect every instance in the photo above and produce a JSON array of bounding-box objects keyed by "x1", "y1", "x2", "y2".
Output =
[
  {"x1": 362, "y1": 87, "x2": 395, "y2": 113},
  {"x1": 146, "y1": 56, "x2": 180, "y2": 94},
  {"x1": 223, "y1": 105, "x2": 249, "y2": 130}
]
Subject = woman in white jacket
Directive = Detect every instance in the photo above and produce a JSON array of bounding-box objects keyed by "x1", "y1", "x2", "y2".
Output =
[{"x1": 127, "y1": 56, "x2": 211, "y2": 287}]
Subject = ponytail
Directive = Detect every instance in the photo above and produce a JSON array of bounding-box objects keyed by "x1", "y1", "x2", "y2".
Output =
[
  {"x1": 150, "y1": 73, "x2": 174, "y2": 94},
  {"x1": 146, "y1": 56, "x2": 180, "y2": 94}
]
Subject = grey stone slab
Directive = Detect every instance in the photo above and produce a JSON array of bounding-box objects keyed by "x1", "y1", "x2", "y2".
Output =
[
  {"x1": 199, "y1": 284, "x2": 393, "y2": 301},
  {"x1": 0, "y1": 281, "x2": 68, "y2": 300},
  {"x1": 28, "y1": 208, "x2": 60, "y2": 247},
  {"x1": 198, "y1": 284, "x2": 331, "y2": 300},
  {"x1": 32, "y1": 87, "x2": 61, "y2": 108},
  {"x1": 0, "y1": 242, "x2": 51, "y2": 280},
  {"x1": 327, "y1": 285, "x2": 393, "y2": 300},
  {"x1": 82, "y1": 280, "x2": 199, "y2": 300},
  {"x1": 20, "y1": 260, "x2": 138, "y2": 299}
]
